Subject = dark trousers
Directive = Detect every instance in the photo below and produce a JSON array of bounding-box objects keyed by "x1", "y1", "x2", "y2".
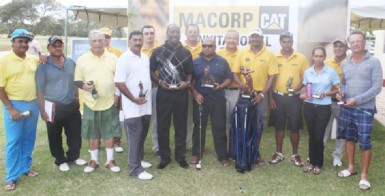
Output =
[
  {"x1": 124, "y1": 115, "x2": 150, "y2": 176},
  {"x1": 303, "y1": 102, "x2": 331, "y2": 167},
  {"x1": 157, "y1": 88, "x2": 188, "y2": 162},
  {"x1": 46, "y1": 101, "x2": 82, "y2": 165},
  {"x1": 192, "y1": 97, "x2": 228, "y2": 161}
]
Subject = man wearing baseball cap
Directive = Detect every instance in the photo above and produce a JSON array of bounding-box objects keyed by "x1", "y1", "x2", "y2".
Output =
[
  {"x1": 35, "y1": 35, "x2": 87, "y2": 172},
  {"x1": 0, "y1": 29, "x2": 39, "y2": 191},
  {"x1": 323, "y1": 38, "x2": 348, "y2": 167},
  {"x1": 232, "y1": 27, "x2": 279, "y2": 165}
]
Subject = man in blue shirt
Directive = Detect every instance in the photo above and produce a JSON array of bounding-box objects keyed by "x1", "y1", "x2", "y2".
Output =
[
  {"x1": 189, "y1": 38, "x2": 232, "y2": 166},
  {"x1": 35, "y1": 36, "x2": 87, "y2": 172}
]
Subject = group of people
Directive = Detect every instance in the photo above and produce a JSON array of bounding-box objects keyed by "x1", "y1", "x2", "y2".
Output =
[{"x1": 0, "y1": 24, "x2": 382, "y2": 192}]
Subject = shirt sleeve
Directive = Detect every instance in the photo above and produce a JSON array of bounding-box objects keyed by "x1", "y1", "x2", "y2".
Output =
[
  {"x1": 114, "y1": 57, "x2": 127, "y2": 83},
  {"x1": 35, "y1": 64, "x2": 46, "y2": 93},
  {"x1": 74, "y1": 57, "x2": 83, "y2": 81},
  {"x1": 268, "y1": 54, "x2": 279, "y2": 76}
]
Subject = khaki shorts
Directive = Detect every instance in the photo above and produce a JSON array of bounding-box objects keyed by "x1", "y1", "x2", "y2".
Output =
[{"x1": 81, "y1": 104, "x2": 121, "y2": 139}]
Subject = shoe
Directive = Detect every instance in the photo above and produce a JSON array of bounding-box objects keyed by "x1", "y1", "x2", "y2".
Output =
[
  {"x1": 255, "y1": 157, "x2": 265, "y2": 166},
  {"x1": 190, "y1": 156, "x2": 199, "y2": 164},
  {"x1": 105, "y1": 160, "x2": 121, "y2": 172},
  {"x1": 221, "y1": 159, "x2": 230, "y2": 167},
  {"x1": 291, "y1": 154, "x2": 303, "y2": 167},
  {"x1": 24, "y1": 171, "x2": 38, "y2": 177},
  {"x1": 333, "y1": 159, "x2": 342, "y2": 167},
  {"x1": 154, "y1": 150, "x2": 160, "y2": 157},
  {"x1": 3, "y1": 180, "x2": 16, "y2": 191},
  {"x1": 157, "y1": 160, "x2": 171, "y2": 169},
  {"x1": 177, "y1": 159, "x2": 189, "y2": 169},
  {"x1": 115, "y1": 146, "x2": 124, "y2": 153},
  {"x1": 84, "y1": 160, "x2": 99, "y2": 173},
  {"x1": 359, "y1": 179, "x2": 371, "y2": 190},
  {"x1": 269, "y1": 152, "x2": 284, "y2": 164},
  {"x1": 75, "y1": 158, "x2": 87, "y2": 166},
  {"x1": 59, "y1": 163, "x2": 70, "y2": 172},
  {"x1": 303, "y1": 164, "x2": 314, "y2": 173},
  {"x1": 313, "y1": 166, "x2": 321, "y2": 175},
  {"x1": 137, "y1": 171, "x2": 153, "y2": 180},
  {"x1": 141, "y1": 161, "x2": 152, "y2": 169}
]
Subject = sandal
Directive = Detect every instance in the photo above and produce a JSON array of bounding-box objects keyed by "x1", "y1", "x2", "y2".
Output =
[
  {"x1": 24, "y1": 171, "x2": 38, "y2": 177},
  {"x1": 313, "y1": 167, "x2": 321, "y2": 175},
  {"x1": 359, "y1": 179, "x2": 371, "y2": 190},
  {"x1": 303, "y1": 165, "x2": 314, "y2": 173},
  {"x1": 269, "y1": 152, "x2": 284, "y2": 164},
  {"x1": 291, "y1": 154, "x2": 303, "y2": 167},
  {"x1": 4, "y1": 180, "x2": 17, "y2": 191},
  {"x1": 337, "y1": 169, "x2": 357, "y2": 178}
]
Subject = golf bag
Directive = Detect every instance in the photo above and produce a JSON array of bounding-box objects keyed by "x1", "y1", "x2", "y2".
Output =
[{"x1": 229, "y1": 97, "x2": 263, "y2": 171}]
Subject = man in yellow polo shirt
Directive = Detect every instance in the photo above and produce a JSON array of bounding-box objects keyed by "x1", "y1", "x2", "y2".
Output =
[
  {"x1": 183, "y1": 23, "x2": 202, "y2": 148},
  {"x1": 100, "y1": 27, "x2": 124, "y2": 153},
  {"x1": 323, "y1": 38, "x2": 348, "y2": 167},
  {"x1": 268, "y1": 32, "x2": 308, "y2": 167},
  {"x1": 141, "y1": 25, "x2": 160, "y2": 157},
  {"x1": 233, "y1": 27, "x2": 278, "y2": 165},
  {"x1": 75, "y1": 30, "x2": 121, "y2": 173},
  {"x1": 217, "y1": 30, "x2": 240, "y2": 126},
  {"x1": 0, "y1": 29, "x2": 39, "y2": 191}
]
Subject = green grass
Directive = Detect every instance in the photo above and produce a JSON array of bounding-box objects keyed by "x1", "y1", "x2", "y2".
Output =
[{"x1": 1, "y1": 106, "x2": 385, "y2": 195}]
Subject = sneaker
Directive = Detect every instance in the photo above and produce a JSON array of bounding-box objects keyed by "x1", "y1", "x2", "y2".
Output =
[
  {"x1": 177, "y1": 159, "x2": 189, "y2": 169},
  {"x1": 115, "y1": 146, "x2": 124, "y2": 153},
  {"x1": 333, "y1": 159, "x2": 342, "y2": 167},
  {"x1": 105, "y1": 160, "x2": 121, "y2": 172},
  {"x1": 59, "y1": 163, "x2": 70, "y2": 172},
  {"x1": 84, "y1": 160, "x2": 99, "y2": 173},
  {"x1": 75, "y1": 158, "x2": 87, "y2": 166},
  {"x1": 291, "y1": 154, "x2": 303, "y2": 167},
  {"x1": 141, "y1": 161, "x2": 152, "y2": 169},
  {"x1": 137, "y1": 171, "x2": 153, "y2": 180},
  {"x1": 269, "y1": 152, "x2": 284, "y2": 164}
]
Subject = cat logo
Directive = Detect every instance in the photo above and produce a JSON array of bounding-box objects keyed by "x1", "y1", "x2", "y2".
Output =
[{"x1": 259, "y1": 6, "x2": 289, "y2": 34}]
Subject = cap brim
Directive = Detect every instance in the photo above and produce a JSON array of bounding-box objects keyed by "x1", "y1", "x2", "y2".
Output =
[{"x1": 13, "y1": 35, "x2": 32, "y2": 41}]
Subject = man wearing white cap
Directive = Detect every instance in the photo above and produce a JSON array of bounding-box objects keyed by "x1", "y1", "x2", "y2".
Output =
[
  {"x1": 0, "y1": 29, "x2": 39, "y2": 191},
  {"x1": 232, "y1": 27, "x2": 278, "y2": 165},
  {"x1": 323, "y1": 38, "x2": 348, "y2": 167}
]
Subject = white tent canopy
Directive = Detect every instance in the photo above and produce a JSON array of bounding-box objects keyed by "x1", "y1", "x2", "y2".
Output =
[{"x1": 349, "y1": 0, "x2": 385, "y2": 31}]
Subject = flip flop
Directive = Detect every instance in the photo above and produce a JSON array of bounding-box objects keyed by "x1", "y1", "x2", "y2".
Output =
[
  {"x1": 359, "y1": 179, "x2": 371, "y2": 190},
  {"x1": 24, "y1": 171, "x2": 39, "y2": 177},
  {"x1": 4, "y1": 180, "x2": 17, "y2": 191},
  {"x1": 337, "y1": 169, "x2": 357, "y2": 178}
]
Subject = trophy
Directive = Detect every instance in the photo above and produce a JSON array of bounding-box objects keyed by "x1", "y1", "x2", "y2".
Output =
[
  {"x1": 286, "y1": 76, "x2": 294, "y2": 93},
  {"x1": 201, "y1": 66, "x2": 216, "y2": 88},
  {"x1": 337, "y1": 84, "x2": 345, "y2": 105},
  {"x1": 138, "y1": 81, "x2": 148, "y2": 98},
  {"x1": 239, "y1": 66, "x2": 256, "y2": 99},
  {"x1": 312, "y1": 92, "x2": 321, "y2": 99}
]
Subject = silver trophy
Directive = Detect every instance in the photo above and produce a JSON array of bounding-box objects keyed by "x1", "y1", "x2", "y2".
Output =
[
  {"x1": 87, "y1": 81, "x2": 98, "y2": 99},
  {"x1": 312, "y1": 92, "x2": 321, "y2": 99},
  {"x1": 138, "y1": 81, "x2": 148, "y2": 98},
  {"x1": 201, "y1": 66, "x2": 216, "y2": 88},
  {"x1": 286, "y1": 76, "x2": 294, "y2": 93},
  {"x1": 20, "y1": 110, "x2": 31, "y2": 118},
  {"x1": 337, "y1": 84, "x2": 345, "y2": 105}
]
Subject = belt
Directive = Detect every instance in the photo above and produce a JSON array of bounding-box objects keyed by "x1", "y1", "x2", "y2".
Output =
[
  {"x1": 273, "y1": 90, "x2": 298, "y2": 97},
  {"x1": 226, "y1": 87, "x2": 239, "y2": 90},
  {"x1": 304, "y1": 102, "x2": 331, "y2": 109}
]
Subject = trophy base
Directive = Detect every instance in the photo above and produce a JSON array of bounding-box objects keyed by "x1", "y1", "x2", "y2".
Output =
[
  {"x1": 287, "y1": 88, "x2": 294, "y2": 93},
  {"x1": 337, "y1": 101, "x2": 345, "y2": 105},
  {"x1": 169, "y1": 84, "x2": 178, "y2": 89},
  {"x1": 312, "y1": 93, "x2": 321, "y2": 99},
  {"x1": 202, "y1": 83, "x2": 215, "y2": 88}
]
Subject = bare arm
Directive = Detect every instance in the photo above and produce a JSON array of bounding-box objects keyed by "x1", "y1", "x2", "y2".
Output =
[
  {"x1": 0, "y1": 87, "x2": 21, "y2": 120},
  {"x1": 115, "y1": 82, "x2": 146, "y2": 105},
  {"x1": 36, "y1": 91, "x2": 49, "y2": 121}
]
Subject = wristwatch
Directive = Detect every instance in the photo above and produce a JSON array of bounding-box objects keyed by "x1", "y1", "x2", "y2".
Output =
[{"x1": 186, "y1": 81, "x2": 191, "y2": 87}]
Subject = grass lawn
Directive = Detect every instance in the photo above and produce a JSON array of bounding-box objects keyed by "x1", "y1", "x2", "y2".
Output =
[{"x1": 0, "y1": 106, "x2": 385, "y2": 195}]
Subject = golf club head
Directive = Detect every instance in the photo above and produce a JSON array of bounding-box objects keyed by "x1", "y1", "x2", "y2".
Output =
[{"x1": 195, "y1": 161, "x2": 202, "y2": 171}]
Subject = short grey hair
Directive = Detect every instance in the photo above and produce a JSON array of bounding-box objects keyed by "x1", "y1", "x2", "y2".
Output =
[
  {"x1": 348, "y1": 30, "x2": 366, "y2": 41},
  {"x1": 88, "y1": 30, "x2": 105, "y2": 41}
]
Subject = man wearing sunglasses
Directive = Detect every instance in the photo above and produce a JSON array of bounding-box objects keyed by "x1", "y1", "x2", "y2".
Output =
[
  {"x1": 189, "y1": 38, "x2": 232, "y2": 166},
  {"x1": 35, "y1": 35, "x2": 87, "y2": 172}
]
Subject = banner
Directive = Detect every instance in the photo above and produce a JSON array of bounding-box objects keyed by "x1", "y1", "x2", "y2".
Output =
[{"x1": 71, "y1": 39, "x2": 127, "y2": 62}]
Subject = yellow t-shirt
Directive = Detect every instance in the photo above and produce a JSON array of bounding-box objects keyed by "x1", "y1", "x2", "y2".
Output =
[
  {"x1": 0, "y1": 51, "x2": 38, "y2": 101},
  {"x1": 107, "y1": 46, "x2": 123, "y2": 57},
  {"x1": 183, "y1": 41, "x2": 202, "y2": 60},
  {"x1": 274, "y1": 50, "x2": 308, "y2": 93},
  {"x1": 324, "y1": 56, "x2": 346, "y2": 82},
  {"x1": 75, "y1": 49, "x2": 117, "y2": 111},
  {"x1": 217, "y1": 47, "x2": 239, "y2": 88},
  {"x1": 141, "y1": 42, "x2": 159, "y2": 58},
  {"x1": 233, "y1": 45, "x2": 279, "y2": 91}
]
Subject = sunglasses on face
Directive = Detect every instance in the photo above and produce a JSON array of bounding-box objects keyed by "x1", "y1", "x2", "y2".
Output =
[{"x1": 202, "y1": 44, "x2": 214, "y2": 48}]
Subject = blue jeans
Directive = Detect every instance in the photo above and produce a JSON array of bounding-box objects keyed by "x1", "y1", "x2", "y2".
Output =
[{"x1": 2, "y1": 100, "x2": 39, "y2": 183}]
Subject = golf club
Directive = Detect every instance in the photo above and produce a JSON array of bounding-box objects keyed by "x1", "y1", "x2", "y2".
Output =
[{"x1": 196, "y1": 104, "x2": 203, "y2": 171}]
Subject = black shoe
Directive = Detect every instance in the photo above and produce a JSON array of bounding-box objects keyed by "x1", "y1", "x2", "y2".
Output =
[
  {"x1": 157, "y1": 160, "x2": 170, "y2": 169},
  {"x1": 177, "y1": 159, "x2": 189, "y2": 169}
]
